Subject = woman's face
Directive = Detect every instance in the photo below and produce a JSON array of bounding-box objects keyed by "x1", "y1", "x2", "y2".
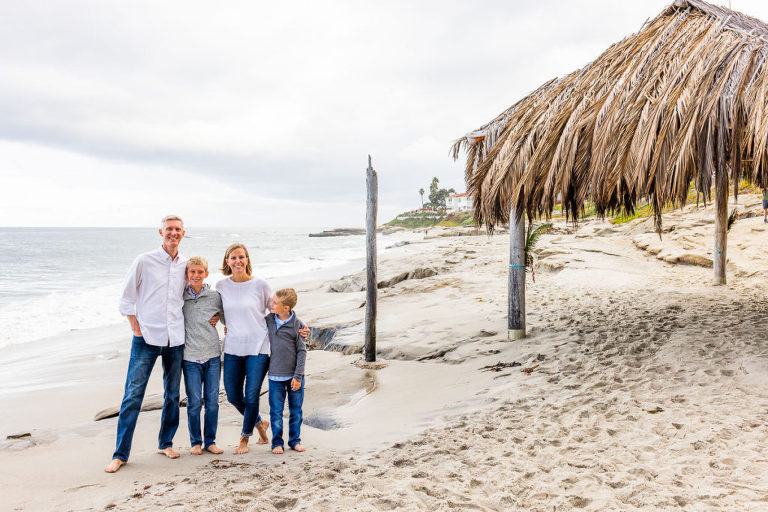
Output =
[{"x1": 227, "y1": 248, "x2": 248, "y2": 275}]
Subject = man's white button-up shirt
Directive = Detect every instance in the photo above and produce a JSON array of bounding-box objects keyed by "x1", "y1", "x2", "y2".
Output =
[{"x1": 119, "y1": 247, "x2": 188, "y2": 347}]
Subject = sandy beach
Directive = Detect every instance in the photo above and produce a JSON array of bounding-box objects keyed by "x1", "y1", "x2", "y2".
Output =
[{"x1": 4, "y1": 194, "x2": 768, "y2": 511}]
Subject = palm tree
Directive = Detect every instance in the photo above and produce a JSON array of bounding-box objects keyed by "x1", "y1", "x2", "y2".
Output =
[
  {"x1": 418, "y1": 188, "x2": 425, "y2": 207},
  {"x1": 525, "y1": 222, "x2": 552, "y2": 281}
]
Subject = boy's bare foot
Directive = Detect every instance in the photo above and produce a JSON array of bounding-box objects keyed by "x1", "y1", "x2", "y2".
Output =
[
  {"x1": 157, "y1": 447, "x2": 180, "y2": 459},
  {"x1": 206, "y1": 444, "x2": 224, "y2": 455},
  {"x1": 104, "y1": 459, "x2": 126, "y2": 473},
  {"x1": 255, "y1": 420, "x2": 270, "y2": 445},
  {"x1": 272, "y1": 446, "x2": 284, "y2": 454},
  {"x1": 234, "y1": 436, "x2": 250, "y2": 454},
  {"x1": 190, "y1": 445, "x2": 203, "y2": 455},
  {"x1": 291, "y1": 444, "x2": 307, "y2": 452}
]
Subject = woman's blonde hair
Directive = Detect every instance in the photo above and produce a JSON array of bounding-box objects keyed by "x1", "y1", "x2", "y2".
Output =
[{"x1": 222, "y1": 243, "x2": 252, "y2": 276}]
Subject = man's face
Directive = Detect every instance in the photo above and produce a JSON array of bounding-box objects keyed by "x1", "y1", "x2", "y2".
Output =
[{"x1": 159, "y1": 220, "x2": 185, "y2": 250}]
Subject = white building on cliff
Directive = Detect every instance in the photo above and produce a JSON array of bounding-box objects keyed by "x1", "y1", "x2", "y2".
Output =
[{"x1": 445, "y1": 192, "x2": 473, "y2": 213}]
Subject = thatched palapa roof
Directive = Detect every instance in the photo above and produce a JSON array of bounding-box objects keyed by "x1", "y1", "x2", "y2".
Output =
[{"x1": 453, "y1": 0, "x2": 768, "y2": 231}]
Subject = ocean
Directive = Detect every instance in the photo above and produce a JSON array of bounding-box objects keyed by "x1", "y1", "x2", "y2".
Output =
[{"x1": 0, "y1": 227, "x2": 368, "y2": 347}]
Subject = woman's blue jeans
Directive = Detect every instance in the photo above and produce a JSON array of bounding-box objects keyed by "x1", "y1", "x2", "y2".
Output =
[
  {"x1": 223, "y1": 353, "x2": 269, "y2": 437},
  {"x1": 112, "y1": 336, "x2": 183, "y2": 462},
  {"x1": 182, "y1": 357, "x2": 221, "y2": 448}
]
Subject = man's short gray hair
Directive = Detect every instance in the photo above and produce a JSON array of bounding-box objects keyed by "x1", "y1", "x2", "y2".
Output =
[{"x1": 160, "y1": 215, "x2": 184, "y2": 229}]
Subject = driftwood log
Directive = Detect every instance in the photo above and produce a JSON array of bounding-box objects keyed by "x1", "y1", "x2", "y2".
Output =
[{"x1": 94, "y1": 390, "x2": 227, "y2": 421}]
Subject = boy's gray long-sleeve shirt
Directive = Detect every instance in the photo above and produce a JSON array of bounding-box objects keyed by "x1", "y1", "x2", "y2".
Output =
[
  {"x1": 266, "y1": 313, "x2": 307, "y2": 380},
  {"x1": 182, "y1": 284, "x2": 225, "y2": 362}
]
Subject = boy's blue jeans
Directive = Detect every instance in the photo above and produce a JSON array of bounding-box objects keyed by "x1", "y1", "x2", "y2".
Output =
[
  {"x1": 268, "y1": 377, "x2": 304, "y2": 449},
  {"x1": 223, "y1": 353, "x2": 269, "y2": 437},
  {"x1": 182, "y1": 357, "x2": 221, "y2": 448},
  {"x1": 112, "y1": 336, "x2": 183, "y2": 462}
]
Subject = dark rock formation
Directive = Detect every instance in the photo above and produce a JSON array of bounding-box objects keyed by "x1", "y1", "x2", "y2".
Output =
[
  {"x1": 327, "y1": 267, "x2": 439, "y2": 292},
  {"x1": 308, "y1": 228, "x2": 366, "y2": 237}
]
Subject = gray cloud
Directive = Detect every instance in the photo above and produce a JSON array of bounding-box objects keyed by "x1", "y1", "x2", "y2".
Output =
[{"x1": 3, "y1": 0, "x2": 767, "y2": 225}]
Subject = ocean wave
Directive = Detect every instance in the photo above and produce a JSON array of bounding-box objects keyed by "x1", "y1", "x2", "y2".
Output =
[{"x1": 0, "y1": 282, "x2": 125, "y2": 348}]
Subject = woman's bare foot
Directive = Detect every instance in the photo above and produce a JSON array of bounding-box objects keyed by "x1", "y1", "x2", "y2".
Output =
[
  {"x1": 272, "y1": 446, "x2": 284, "y2": 454},
  {"x1": 234, "y1": 436, "x2": 250, "y2": 454},
  {"x1": 255, "y1": 420, "x2": 270, "y2": 444},
  {"x1": 291, "y1": 444, "x2": 307, "y2": 452},
  {"x1": 104, "y1": 459, "x2": 126, "y2": 473},
  {"x1": 206, "y1": 444, "x2": 224, "y2": 455},
  {"x1": 190, "y1": 445, "x2": 203, "y2": 455},
  {"x1": 157, "y1": 447, "x2": 180, "y2": 459}
]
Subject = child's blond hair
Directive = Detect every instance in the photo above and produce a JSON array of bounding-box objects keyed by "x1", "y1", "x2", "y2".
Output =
[
  {"x1": 275, "y1": 288, "x2": 298, "y2": 310},
  {"x1": 187, "y1": 256, "x2": 208, "y2": 271}
]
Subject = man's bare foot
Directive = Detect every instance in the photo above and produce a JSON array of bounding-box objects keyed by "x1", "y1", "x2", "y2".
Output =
[
  {"x1": 206, "y1": 444, "x2": 224, "y2": 455},
  {"x1": 255, "y1": 420, "x2": 270, "y2": 445},
  {"x1": 157, "y1": 447, "x2": 180, "y2": 459},
  {"x1": 272, "y1": 446, "x2": 284, "y2": 454},
  {"x1": 291, "y1": 444, "x2": 307, "y2": 452},
  {"x1": 190, "y1": 445, "x2": 203, "y2": 455},
  {"x1": 104, "y1": 459, "x2": 126, "y2": 473},
  {"x1": 234, "y1": 436, "x2": 249, "y2": 454}
]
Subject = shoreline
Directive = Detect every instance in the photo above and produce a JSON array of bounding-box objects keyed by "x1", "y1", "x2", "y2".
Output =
[{"x1": 5, "y1": 196, "x2": 768, "y2": 510}]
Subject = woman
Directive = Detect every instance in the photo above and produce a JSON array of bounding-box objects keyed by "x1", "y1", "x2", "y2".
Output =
[{"x1": 216, "y1": 243, "x2": 276, "y2": 454}]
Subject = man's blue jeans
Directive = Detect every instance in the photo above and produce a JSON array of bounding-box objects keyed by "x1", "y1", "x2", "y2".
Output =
[
  {"x1": 112, "y1": 336, "x2": 183, "y2": 462},
  {"x1": 182, "y1": 357, "x2": 221, "y2": 448},
  {"x1": 268, "y1": 377, "x2": 304, "y2": 449},
  {"x1": 223, "y1": 353, "x2": 269, "y2": 437}
]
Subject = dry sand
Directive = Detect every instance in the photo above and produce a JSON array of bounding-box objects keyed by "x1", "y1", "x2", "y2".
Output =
[{"x1": 4, "y1": 194, "x2": 768, "y2": 511}]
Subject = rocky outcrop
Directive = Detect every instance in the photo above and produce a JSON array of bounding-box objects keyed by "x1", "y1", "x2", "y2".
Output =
[
  {"x1": 308, "y1": 228, "x2": 366, "y2": 237},
  {"x1": 327, "y1": 273, "x2": 365, "y2": 293},
  {"x1": 632, "y1": 235, "x2": 712, "y2": 267},
  {"x1": 327, "y1": 267, "x2": 440, "y2": 292},
  {"x1": 377, "y1": 267, "x2": 438, "y2": 289}
]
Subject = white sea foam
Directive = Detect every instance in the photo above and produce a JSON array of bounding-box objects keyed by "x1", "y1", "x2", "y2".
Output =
[{"x1": 0, "y1": 282, "x2": 125, "y2": 347}]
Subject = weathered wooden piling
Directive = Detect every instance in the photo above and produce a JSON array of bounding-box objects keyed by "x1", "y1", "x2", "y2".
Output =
[
  {"x1": 508, "y1": 207, "x2": 526, "y2": 340},
  {"x1": 365, "y1": 155, "x2": 378, "y2": 361}
]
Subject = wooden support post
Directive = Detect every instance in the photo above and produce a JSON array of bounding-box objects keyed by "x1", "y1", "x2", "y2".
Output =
[
  {"x1": 713, "y1": 147, "x2": 728, "y2": 285},
  {"x1": 364, "y1": 155, "x2": 378, "y2": 361},
  {"x1": 508, "y1": 206, "x2": 526, "y2": 340}
]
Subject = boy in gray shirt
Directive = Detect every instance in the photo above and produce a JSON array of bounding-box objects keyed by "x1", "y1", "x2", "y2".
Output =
[
  {"x1": 182, "y1": 256, "x2": 225, "y2": 455},
  {"x1": 266, "y1": 288, "x2": 307, "y2": 454}
]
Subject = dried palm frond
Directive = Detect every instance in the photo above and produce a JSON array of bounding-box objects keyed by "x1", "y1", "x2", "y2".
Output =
[{"x1": 454, "y1": 0, "x2": 768, "y2": 233}]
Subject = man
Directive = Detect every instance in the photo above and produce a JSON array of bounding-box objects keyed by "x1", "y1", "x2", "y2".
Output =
[{"x1": 105, "y1": 215, "x2": 190, "y2": 473}]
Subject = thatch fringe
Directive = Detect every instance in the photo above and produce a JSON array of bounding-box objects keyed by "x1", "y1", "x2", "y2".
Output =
[{"x1": 454, "y1": 0, "x2": 768, "y2": 232}]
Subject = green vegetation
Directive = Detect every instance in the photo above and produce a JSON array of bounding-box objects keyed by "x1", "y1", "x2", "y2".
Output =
[
  {"x1": 438, "y1": 212, "x2": 476, "y2": 227},
  {"x1": 611, "y1": 203, "x2": 652, "y2": 224},
  {"x1": 386, "y1": 211, "x2": 474, "y2": 228},
  {"x1": 525, "y1": 222, "x2": 552, "y2": 267}
]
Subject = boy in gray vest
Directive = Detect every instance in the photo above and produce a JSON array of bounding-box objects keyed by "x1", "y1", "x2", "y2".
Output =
[
  {"x1": 266, "y1": 288, "x2": 307, "y2": 454},
  {"x1": 182, "y1": 256, "x2": 225, "y2": 455}
]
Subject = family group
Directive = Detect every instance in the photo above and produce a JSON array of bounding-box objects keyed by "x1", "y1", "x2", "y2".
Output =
[{"x1": 104, "y1": 215, "x2": 309, "y2": 473}]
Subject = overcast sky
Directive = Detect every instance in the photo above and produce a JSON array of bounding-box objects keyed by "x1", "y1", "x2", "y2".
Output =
[{"x1": 2, "y1": 0, "x2": 767, "y2": 228}]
